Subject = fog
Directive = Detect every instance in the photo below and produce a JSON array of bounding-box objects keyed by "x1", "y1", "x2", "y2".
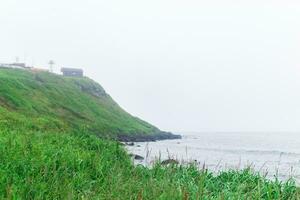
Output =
[{"x1": 1, "y1": 0, "x2": 300, "y2": 132}]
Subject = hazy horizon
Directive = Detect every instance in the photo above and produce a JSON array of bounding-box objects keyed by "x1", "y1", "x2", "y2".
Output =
[{"x1": 1, "y1": 0, "x2": 300, "y2": 132}]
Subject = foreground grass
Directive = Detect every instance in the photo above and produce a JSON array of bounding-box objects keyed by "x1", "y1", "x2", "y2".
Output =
[{"x1": 0, "y1": 129, "x2": 298, "y2": 199}]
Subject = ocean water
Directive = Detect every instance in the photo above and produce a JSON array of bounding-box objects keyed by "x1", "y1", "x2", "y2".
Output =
[{"x1": 126, "y1": 132, "x2": 300, "y2": 184}]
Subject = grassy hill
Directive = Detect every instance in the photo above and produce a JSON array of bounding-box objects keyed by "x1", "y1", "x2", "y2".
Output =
[
  {"x1": 0, "y1": 68, "x2": 176, "y2": 141},
  {"x1": 0, "y1": 68, "x2": 298, "y2": 199}
]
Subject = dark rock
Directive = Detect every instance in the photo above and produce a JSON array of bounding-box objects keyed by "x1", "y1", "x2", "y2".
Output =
[
  {"x1": 126, "y1": 142, "x2": 134, "y2": 146},
  {"x1": 134, "y1": 155, "x2": 144, "y2": 160},
  {"x1": 129, "y1": 154, "x2": 144, "y2": 160},
  {"x1": 161, "y1": 159, "x2": 179, "y2": 165},
  {"x1": 74, "y1": 80, "x2": 107, "y2": 97},
  {"x1": 117, "y1": 131, "x2": 182, "y2": 142},
  {"x1": 137, "y1": 145, "x2": 141, "y2": 147}
]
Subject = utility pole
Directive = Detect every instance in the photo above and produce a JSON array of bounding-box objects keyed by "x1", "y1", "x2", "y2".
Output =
[{"x1": 48, "y1": 60, "x2": 55, "y2": 73}]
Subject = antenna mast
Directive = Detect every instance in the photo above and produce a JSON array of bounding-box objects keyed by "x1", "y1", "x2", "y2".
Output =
[{"x1": 48, "y1": 60, "x2": 55, "y2": 72}]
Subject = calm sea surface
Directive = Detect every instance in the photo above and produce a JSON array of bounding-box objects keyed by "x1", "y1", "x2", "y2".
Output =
[{"x1": 126, "y1": 132, "x2": 300, "y2": 184}]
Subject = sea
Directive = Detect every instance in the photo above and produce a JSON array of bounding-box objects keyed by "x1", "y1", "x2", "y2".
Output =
[{"x1": 126, "y1": 132, "x2": 300, "y2": 184}]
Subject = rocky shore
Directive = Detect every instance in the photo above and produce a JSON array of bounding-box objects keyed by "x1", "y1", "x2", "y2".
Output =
[{"x1": 117, "y1": 131, "x2": 182, "y2": 142}]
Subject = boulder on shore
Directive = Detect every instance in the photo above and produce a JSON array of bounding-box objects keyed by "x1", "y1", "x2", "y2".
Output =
[
  {"x1": 126, "y1": 142, "x2": 135, "y2": 146},
  {"x1": 161, "y1": 159, "x2": 179, "y2": 165},
  {"x1": 129, "y1": 154, "x2": 144, "y2": 160}
]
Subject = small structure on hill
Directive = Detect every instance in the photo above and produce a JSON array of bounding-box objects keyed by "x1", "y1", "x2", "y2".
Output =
[
  {"x1": 61, "y1": 68, "x2": 84, "y2": 77},
  {"x1": 10, "y1": 63, "x2": 27, "y2": 68},
  {"x1": 0, "y1": 62, "x2": 28, "y2": 69}
]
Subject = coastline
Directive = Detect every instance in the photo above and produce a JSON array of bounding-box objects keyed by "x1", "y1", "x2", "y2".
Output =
[{"x1": 117, "y1": 131, "x2": 182, "y2": 142}]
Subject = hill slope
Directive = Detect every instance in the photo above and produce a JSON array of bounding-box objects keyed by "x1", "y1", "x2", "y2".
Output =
[{"x1": 0, "y1": 68, "x2": 178, "y2": 141}]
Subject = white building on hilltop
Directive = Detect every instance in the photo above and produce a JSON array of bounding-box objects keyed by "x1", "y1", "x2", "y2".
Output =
[{"x1": 0, "y1": 62, "x2": 29, "y2": 69}]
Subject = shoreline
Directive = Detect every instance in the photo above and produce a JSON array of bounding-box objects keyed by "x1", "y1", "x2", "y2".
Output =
[{"x1": 117, "y1": 131, "x2": 182, "y2": 142}]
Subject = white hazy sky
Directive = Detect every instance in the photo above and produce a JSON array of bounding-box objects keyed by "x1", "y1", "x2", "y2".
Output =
[{"x1": 1, "y1": 0, "x2": 300, "y2": 132}]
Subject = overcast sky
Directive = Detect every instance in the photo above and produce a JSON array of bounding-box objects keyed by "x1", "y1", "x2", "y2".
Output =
[{"x1": 1, "y1": 0, "x2": 300, "y2": 132}]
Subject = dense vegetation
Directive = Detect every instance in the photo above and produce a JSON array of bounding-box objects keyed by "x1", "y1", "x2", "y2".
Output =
[
  {"x1": 0, "y1": 128, "x2": 298, "y2": 199},
  {"x1": 0, "y1": 68, "x2": 159, "y2": 137},
  {"x1": 0, "y1": 68, "x2": 298, "y2": 199}
]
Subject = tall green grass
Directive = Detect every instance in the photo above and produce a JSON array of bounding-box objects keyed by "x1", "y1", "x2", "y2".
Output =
[{"x1": 0, "y1": 129, "x2": 298, "y2": 199}]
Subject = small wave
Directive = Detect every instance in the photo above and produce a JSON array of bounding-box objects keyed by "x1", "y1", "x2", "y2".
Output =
[{"x1": 193, "y1": 147, "x2": 300, "y2": 156}]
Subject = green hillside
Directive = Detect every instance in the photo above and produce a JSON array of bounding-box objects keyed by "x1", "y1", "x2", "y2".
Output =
[
  {"x1": 0, "y1": 68, "x2": 166, "y2": 139},
  {"x1": 0, "y1": 68, "x2": 298, "y2": 199}
]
